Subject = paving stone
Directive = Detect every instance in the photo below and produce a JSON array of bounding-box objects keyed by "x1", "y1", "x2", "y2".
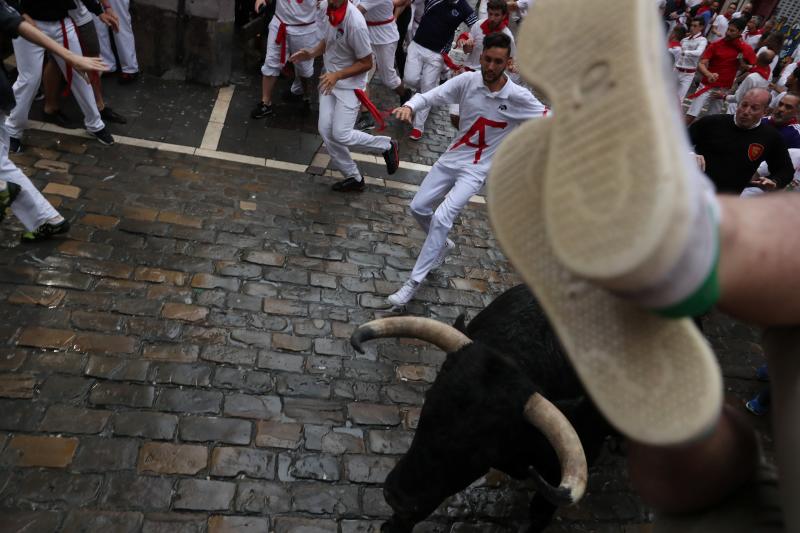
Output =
[
  {"x1": 289, "y1": 453, "x2": 341, "y2": 481},
  {"x1": 314, "y1": 338, "x2": 350, "y2": 357},
  {"x1": 7, "y1": 469, "x2": 103, "y2": 506},
  {"x1": 215, "y1": 261, "x2": 263, "y2": 278},
  {"x1": 71, "y1": 310, "x2": 125, "y2": 331},
  {"x1": 38, "y1": 375, "x2": 94, "y2": 403},
  {"x1": 310, "y1": 272, "x2": 337, "y2": 289},
  {"x1": 263, "y1": 297, "x2": 308, "y2": 316},
  {"x1": 1, "y1": 434, "x2": 78, "y2": 467},
  {"x1": 90, "y1": 382, "x2": 155, "y2": 407},
  {"x1": 272, "y1": 333, "x2": 312, "y2": 352},
  {"x1": 404, "y1": 407, "x2": 422, "y2": 430},
  {"x1": 61, "y1": 511, "x2": 144, "y2": 533},
  {"x1": 231, "y1": 328, "x2": 272, "y2": 347},
  {"x1": 210, "y1": 447, "x2": 277, "y2": 479},
  {"x1": 344, "y1": 455, "x2": 397, "y2": 484},
  {"x1": 341, "y1": 520, "x2": 384, "y2": 533},
  {"x1": 0, "y1": 373, "x2": 36, "y2": 398},
  {"x1": 200, "y1": 345, "x2": 258, "y2": 366},
  {"x1": 142, "y1": 514, "x2": 206, "y2": 533},
  {"x1": 74, "y1": 332, "x2": 138, "y2": 354},
  {"x1": 155, "y1": 388, "x2": 222, "y2": 414},
  {"x1": 0, "y1": 349, "x2": 27, "y2": 371},
  {"x1": 255, "y1": 421, "x2": 303, "y2": 449},
  {"x1": 276, "y1": 373, "x2": 331, "y2": 399},
  {"x1": 43, "y1": 182, "x2": 80, "y2": 198},
  {"x1": 158, "y1": 211, "x2": 204, "y2": 228},
  {"x1": 112, "y1": 297, "x2": 164, "y2": 316},
  {"x1": 226, "y1": 292, "x2": 264, "y2": 311},
  {"x1": 396, "y1": 364, "x2": 438, "y2": 383},
  {"x1": 151, "y1": 362, "x2": 213, "y2": 386},
  {"x1": 382, "y1": 383, "x2": 427, "y2": 405},
  {"x1": 0, "y1": 399, "x2": 46, "y2": 431},
  {"x1": 72, "y1": 437, "x2": 139, "y2": 471},
  {"x1": 144, "y1": 343, "x2": 200, "y2": 363},
  {"x1": 273, "y1": 517, "x2": 338, "y2": 533},
  {"x1": 174, "y1": 479, "x2": 236, "y2": 511},
  {"x1": 208, "y1": 515, "x2": 270, "y2": 533},
  {"x1": 134, "y1": 267, "x2": 188, "y2": 285},
  {"x1": 263, "y1": 266, "x2": 309, "y2": 285},
  {"x1": 80, "y1": 213, "x2": 120, "y2": 230},
  {"x1": 305, "y1": 355, "x2": 342, "y2": 376},
  {"x1": 57, "y1": 240, "x2": 114, "y2": 260},
  {"x1": 292, "y1": 483, "x2": 358, "y2": 514},
  {"x1": 179, "y1": 416, "x2": 252, "y2": 445},
  {"x1": 214, "y1": 367, "x2": 274, "y2": 393},
  {"x1": 284, "y1": 398, "x2": 345, "y2": 424},
  {"x1": 258, "y1": 351, "x2": 305, "y2": 372},
  {"x1": 2, "y1": 511, "x2": 63, "y2": 533},
  {"x1": 191, "y1": 273, "x2": 240, "y2": 291},
  {"x1": 368, "y1": 430, "x2": 414, "y2": 455},
  {"x1": 40, "y1": 405, "x2": 112, "y2": 434},
  {"x1": 321, "y1": 428, "x2": 366, "y2": 455},
  {"x1": 362, "y1": 487, "x2": 393, "y2": 517},
  {"x1": 162, "y1": 302, "x2": 209, "y2": 322},
  {"x1": 17, "y1": 326, "x2": 76, "y2": 349},
  {"x1": 103, "y1": 472, "x2": 174, "y2": 510},
  {"x1": 294, "y1": 319, "x2": 331, "y2": 337},
  {"x1": 113, "y1": 412, "x2": 179, "y2": 440},
  {"x1": 235, "y1": 479, "x2": 292, "y2": 513},
  {"x1": 224, "y1": 393, "x2": 282, "y2": 419},
  {"x1": 243, "y1": 250, "x2": 285, "y2": 266},
  {"x1": 138, "y1": 442, "x2": 208, "y2": 475},
  {"x1": 85, "y1": 355, "x2": 150, "y2": 381},
  {"x1": 8, "y1": 285, "x2": 67, "y2": 306}
]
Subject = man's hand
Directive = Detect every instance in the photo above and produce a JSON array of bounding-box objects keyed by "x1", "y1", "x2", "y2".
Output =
[
  {"x1": 318, "y1": 72, "x2": 340, "y2": 95},
  {"x1": 508, "y1": 60, "x2": 518, "y2": 74},
  {"x1": 65, "y1": 53, "x2": 109, "y2": 82},
  {"x1": 707, "y1": 72, "x2": 720, "y2": 83},
  {"x1": 99, "y1": 10, "x2": 120, "y2": 33},
  {"x1": 255, "y1": 0, "x2": 268, "y2": 11},
  {"x1": 462, "y1": 38, "x2": 475, "y2": 54},
  {"x1": 290, "y1": 49, "x2": 313, "y2": 63},
  {"x1": 751, "y1": 176, "x2": 778, "y2": 190},
  {"x1": 392, "y1": 105, "x2": 413, "y2": 123}
]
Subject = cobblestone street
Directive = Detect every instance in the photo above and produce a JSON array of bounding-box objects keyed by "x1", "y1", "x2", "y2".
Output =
[{"x1": 0, "y1": 121, "x2": 770, "y2": 533}]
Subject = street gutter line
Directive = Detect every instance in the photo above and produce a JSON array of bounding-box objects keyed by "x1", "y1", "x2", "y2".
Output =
[{"x1": 200, "y1": 85, "x2": 236, "y2": 151}]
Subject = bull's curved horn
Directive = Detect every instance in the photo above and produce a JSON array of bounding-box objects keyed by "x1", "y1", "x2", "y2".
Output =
[
  {"x1": 524, "y1": 393, "x2": 588, "y2": 506},
  {"x1": 350, "y1": 317, "x2": 472, "y2": 354}
]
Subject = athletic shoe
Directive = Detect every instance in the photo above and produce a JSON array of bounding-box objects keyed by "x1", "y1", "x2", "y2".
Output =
[
  {"x1": 43, "y1": 109, "x2": 78, "y2": 129},
  {"x1": 0, "y1": 182, "x2": 21, "y2": 224},
  {"x1": 90, "y1": 127, "x2": 115, "y2": 146},
  {"x1": 400, "y1": 88, "x2": 413, "y2": 105},
  {"x1": 382, "y1": 140, "x2": 399, "y2": 175},
  {"x1": 250, "y1": 101, "x2": 274, "y2": 119},
  {"x1": 9, "y1": 137, "x2": 22, "y2": 153},
  {"x1": 387, "y1": 279, "x2": 420, "y2": 307},
  {"x1": 100, "y1": 106, "x2": 127, "y2": 124},
  {"x1": 755, "y1": 364, "x2": 769, "y2": 381},
  {"x1": 331, "y1": 177, "x2": 365, "y2": 192},
  {"x1": 431, "y1": 238, "x2": 455, "y2": 271},
  {"x1": 281, "y1": 88, "x2": 303, "y2": 102},
  {"x1": 356, "y1": 112, "x2": 376, "y2": 131},
  {"x1": 118, "y1": 72, "x2": 139, "y2": 85},
  {"x1": 745, "y1": 396, "x2": 768, "y2": 416},
  {"x1": 20, "y1": 219, "x2": 70, "y2": 242},
  {"x1": 409, "y1": 128, "x2": 422, "y2": 141}
]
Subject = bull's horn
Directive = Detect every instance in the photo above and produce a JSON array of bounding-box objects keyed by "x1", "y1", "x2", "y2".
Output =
[
  {"x1": 524, "y1": 393, "x2": 588, "y2": 506},
  {"x1": 350, "y1": 317, "x2": 472, "y2": 354}
]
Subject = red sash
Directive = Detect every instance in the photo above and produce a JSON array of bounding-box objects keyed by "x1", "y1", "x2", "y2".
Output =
[
  {"x1": 354, "y1": 89, "x2": 387, "y2": 131},
  {"x1": 275, "y1": 17, "x2": 315, "y2": 64},
  {"x1": 367, "y1": 17, "x2": 395, "y2": 26},
  {"x1": 60, "y1": 19, "x2": 73, "y2": 97}
]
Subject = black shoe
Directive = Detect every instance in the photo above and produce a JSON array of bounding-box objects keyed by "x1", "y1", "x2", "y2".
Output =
[
  {"x1": 90, "y1": 127, "x2": 115, "y2": 146},
  {"x1": 118, "y1": 72, "x2": 139, "y2": 85},
  {"x1": 355, "y1": 112, "x2": 376, "y2": 131},
  {"x1": 400, "y1": 88, "x2": 413, "y2": 105},
  {"x1": 100, "y1": 106, "x2": 127, "y2": 124},
  {"x1": 331, "y1": 177, "x2": 365, "y2": 192},
  {"x1": 0, "y1": 182, "x2": 21, "y2": 224},
  {"x1": 383, "y1": 139, "x2": 399, "y2": 175},
  {"x1": 250, "y1": 101, "x2": 274, "y2": 119},
  {"x1": 43, "y1": 109, "x2": 78, "y2": 129},
  {"x1": 21, "y1": 219, "x2": 70, "y2": 242},
  {"x1": 281, "y1": 88, "x2": 303, "y2": 102},
  {"x1": 9, "y1": 137, "x2": 22, "y2": 153}
]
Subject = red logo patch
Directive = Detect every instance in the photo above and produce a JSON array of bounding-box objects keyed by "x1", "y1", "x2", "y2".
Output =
[{"x1": 748, "y1": 143, "x2": 765, "y2": 161}]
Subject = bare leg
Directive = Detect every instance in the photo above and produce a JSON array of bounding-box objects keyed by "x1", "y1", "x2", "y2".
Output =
[
  {"x1": 42, "y1": 59, "x2": 61, "y2": 115},
  {"x1": 261, "y1": 75, "x2": 277, "y2": 105}
]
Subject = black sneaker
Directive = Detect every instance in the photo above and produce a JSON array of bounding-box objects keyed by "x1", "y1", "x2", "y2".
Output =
[
  {"x1": 118, "y1": 72, "x2": 139, "y2": 85},
  {"x1": 250, "y1": 101, "x2": 274, "y2": 119},
  {"x1": 0, "y1": 182, "x2": 21, "y2": 224},
  {"x1": 43, "y1": 109, "x2": 78, "y2": 129},
  {"x1": 20, "y1": 219, "x2": 70, "y2": 242},
  {"x1": 100, "y1": 106, "x2": 127, "y2": 124},
  {"x1": 355, "y1": 112, "x2": 376, "y2": 131},
  {"x1": 9, "y1": 137, "x2": 22, "y2": 153},
  {"x1": 90, "y1": 127, "x2": 115, "y2": 146},
  {"x1": 383, "y1": 139, "x2": 399, "y2": 175},
  {"x1": 400, "y1": 88, "x2": 413, "y2": 105},
  {"x1": 331, "y1": 177, "x2": 365, "y2": 192},
  {"x1": 281, "y1": 88, "x2": 303, "y2": 102}
]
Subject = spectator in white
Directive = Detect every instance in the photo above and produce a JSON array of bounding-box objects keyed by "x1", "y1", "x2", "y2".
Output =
[
  {"x1": 742, "y1": 15, "x2": 763, "y2": 48},
  {"x1": 675, "y1": 17, "x2": 707, "y2": 101},
  {"x1": 93, "y1": 0, "x2": 138, "y2": 83},
  {"x1": 353, "y1": 0, "x2": 412, "y2": 131},
  {"x1": 403, "y1": 0, "x2": 477, "y2": 141},
  {"x1": 5, "y1": 0, "x2": 114, "y2": 152},
  {"x1": 732, "y1": 1, "x2": 753, "y2": 21},
  {"x1": 251, "y1": 0, "x2": 318, "y2": 118},
  {"x1": 0, "y1": 0, "x2": 106, "y2": 241},
  {"x1": 706, "y1": 2, "x2": 727, "y2": 42},
  {"x1": 726, "y1": 48, "x2": 774, "y2": 114},
  {"x1": 387, "y1": 32, "x2": 546, "y2": 306},
  {"x1": 771, "y1": 60, "x2": 800, "y2": 102},
  {"x1": 289, "y1": 0, "x2": 400, "y2": 192},
  {"x1": 756, "y1": 32, "x2": 783, "y2": 80}
]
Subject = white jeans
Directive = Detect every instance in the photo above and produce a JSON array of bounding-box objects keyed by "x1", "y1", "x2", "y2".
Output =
[
  {"x1": 370, "y1": 41, "x2": 402, "y2": 90},
  {"x1": 318, "y1": 88, "x2": 392, "y2": 179},
  {"x1": 0, "y1": 122, "x2": 59, "y2": 230},
  {"x1": 6, "y1": 18, "x2": 104, "y2": 138},
  {"x1": 676, "y1": 70, "x2": 697, "y2": 101},
  {"x1": 403, "y1": 41, "x2": 443, "y2": 132},
  {"x1": 261, "y1": 17, "x2": 316, "y2": 78},
  {"x1": 408, "y1": 163, "x2": 483, "y2": 282},
  {"x1": 93, "y1": 0, "x2": 138, "y2": 73},
  {"x1": 687, "y1": 85, "x2": 725, "y2": 118}
]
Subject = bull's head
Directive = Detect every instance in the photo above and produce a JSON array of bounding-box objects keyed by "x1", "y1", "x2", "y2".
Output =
[{"x1": 351, "y1": 317, "x2": 588, "y2": 532}]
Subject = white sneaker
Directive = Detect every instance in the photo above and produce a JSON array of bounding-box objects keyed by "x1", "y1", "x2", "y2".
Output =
[
  {"x1": 431, "y1": 239, "x2": 455, "y2": 271},
  {"x1": 387, "y1": 280, "x2": 421, "y2": 307}
]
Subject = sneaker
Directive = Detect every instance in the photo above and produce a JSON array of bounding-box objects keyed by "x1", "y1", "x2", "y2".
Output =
[
  {"x1": 9, "y1": 137, "x2": 22, "y2": 153},
  {"x1": 400, "y1": 88, "x2": 413, "y2": 105},
  {"x1": 387, "y1": 279, "x2": 420, "y2": 307},
  {"x1": 250, "y1": 101, "x2": 274, "y2": 119},
  {"x1": 20, "y1": 219, "x2": 70, "y2": 242},
  {"x1": 43, "y1": 109, "x2": 78, "y2": 129},
  {"x1": 745, "y1": 397, "x2": 768, "y2": 416},
  {"x1": 281, "y1": 88, "x2": 303, "y2": 102},
  {"x1": 382, "y1": 139, "x2": 399, "y2": 175},
  {"x1": 431, "y1": 238, "x2": 455, "y2": 271},
  {"x1": 90, "y1": 127, "x2": 115, "y2": 146},
  {"x1": 118, "y1": 72, "x2": 139, "y2": 85},
  {"x1": 408, "y1": 128, "x2": 422, "y2": 141},
  {"x1": 0, "y1": 182, "x2": 21, "y2": 224},
  {"x1": 331, "y1": 176, "x2": 365, "y2": 192},
  {"x1": 356, "y1": 112, "x2": 376, "y2": 131},
  {"x1": 100, "y1": 106, "x2": 127, "y2": 124}
]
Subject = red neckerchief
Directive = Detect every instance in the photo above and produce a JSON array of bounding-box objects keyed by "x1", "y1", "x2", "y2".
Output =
[
  {"x1": 327, "y1": 0, "x2": 348, "y2": 26},
  {"x1": 668, "y1": 40, "x2": 681, "y2": 49},
  {"x1": 479, "y1": 16, "x2": 508, "y2": 35},
  {"x1": 749, "y1": 63, "x2": 770, "y2": 81}
]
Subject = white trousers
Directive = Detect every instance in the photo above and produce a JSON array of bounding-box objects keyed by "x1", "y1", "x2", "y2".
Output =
[
  {"x1": 318, "y1": 88, "x2": 392, "y2": 179},
  {"x1": 6, "y1": 19, "x2": 104, "y2": 138},
  {"x1": 261, "y1": 18, "x2": 316, "y2": 78},
  {"x1": 403, "y1": 41, "x2": 443, "y2": 132},
  {"x1": 687, "y1": 85, "x2": 725, "y2": 118},
  {"x1": 93, "y1": 0, "x2": 138, "y2": 73},
  {"x1": 0, "y1": 122, "x2": 59, "y2": 231},
  {"x1": 676, "y1": 70, "x2": 696, "y2": 101},
  {"x1": 408, "y1": 163, "x2": 483, "y2": 282},
  {"x1": 369, "y1": 41, "x2": 401, "y2": 90}
]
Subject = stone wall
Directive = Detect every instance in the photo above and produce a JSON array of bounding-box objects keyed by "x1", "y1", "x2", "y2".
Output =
[{"x1": 131, "y1": 0, "x2": 234, "y2": 86}]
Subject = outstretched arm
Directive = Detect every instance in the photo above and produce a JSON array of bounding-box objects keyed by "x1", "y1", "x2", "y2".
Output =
[{"x1": 17, "y1": 20, "x2": 108, "y2": 77}]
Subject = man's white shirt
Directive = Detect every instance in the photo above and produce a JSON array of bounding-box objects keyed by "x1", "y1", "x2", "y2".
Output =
[
  {"x1": 675, "y1": 32, "x2": 708, "y2": 70},
  {"x1": 405, "y1": 71, "x2": 546, "y2": 173},
  {"x1": 276, "y1": 0, "x2": 318, "y2": 33},
  {"x1": 355, "y1": 0, "x2": 399, "y2": 44},
  {"x1": 323, "y1": 2, "x2": 373, "y2": 90}
]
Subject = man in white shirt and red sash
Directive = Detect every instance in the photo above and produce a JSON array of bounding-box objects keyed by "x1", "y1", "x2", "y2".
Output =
[
  {"x1": 387, "y1": 32, "x2": 546, "y2": 306},
  {"x1": 290, "y1": 0, "x2": 400, "y2": 192},
  {"x1": 675, "y1": 17, "x2": 707, "y2": 101}
]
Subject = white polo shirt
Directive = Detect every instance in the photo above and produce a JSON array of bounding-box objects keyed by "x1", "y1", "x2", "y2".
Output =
[
  {"x1": 675, "y1": 32, "x2": 707, "y2": 70},
  {"x1": 322, "y1": 2, "x2": 373, "y2": 90},
  {"x1": 356, "y1": 0, "x2": 399, "y2": 45},
  {"x1": 276, "y1": 0, "x2": 318, "y2": 34}
]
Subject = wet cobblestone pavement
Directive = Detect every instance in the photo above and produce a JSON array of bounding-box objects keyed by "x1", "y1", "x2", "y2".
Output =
[{"x1": 0, "y1": 128, "x2": 771, "y2": 533}]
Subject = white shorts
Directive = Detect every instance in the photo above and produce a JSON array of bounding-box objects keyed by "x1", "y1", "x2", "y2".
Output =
[{"x1": 261, "y1": 17, "x2": 317, "y2": 78}]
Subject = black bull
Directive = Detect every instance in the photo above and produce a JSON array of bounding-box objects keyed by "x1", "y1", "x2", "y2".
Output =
[{"x1": 351, "y1": 285, "x2": 616, "y2": 533}]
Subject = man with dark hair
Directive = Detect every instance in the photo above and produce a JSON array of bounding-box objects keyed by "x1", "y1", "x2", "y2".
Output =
[{"x1": 386, "y1": 32, "x2": 546, "y2": 306}]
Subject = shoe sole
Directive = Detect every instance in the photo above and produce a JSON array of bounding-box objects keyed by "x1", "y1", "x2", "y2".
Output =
[
  {"x1": 516, "y1": 0, "x2": 693, "y2": 290},
  {"x1": 90, "y1": 133, "x2": 114, "y2": 146},
  {"x1": 487, "y1": 118, "x2": 722, "y2": 446}
]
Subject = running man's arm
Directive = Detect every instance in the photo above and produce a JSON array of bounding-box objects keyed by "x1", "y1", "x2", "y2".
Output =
[
  {"x1": 683, "y1": 40, "x2": 708, "y2": 59},
  {"x1": 398, "y1": 74, "x2": 470, "y2": 117}
]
